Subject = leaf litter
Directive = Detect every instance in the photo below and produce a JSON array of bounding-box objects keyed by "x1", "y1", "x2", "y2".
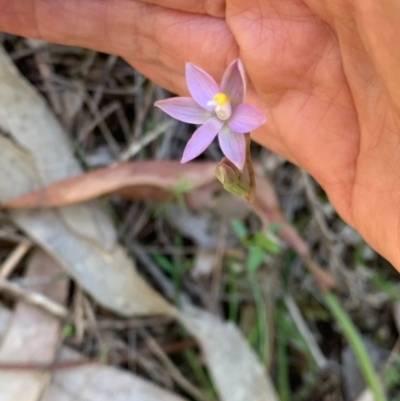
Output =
[
  {"x1": 0, "y1": 43, "x2": 278, "y2": 401},
  {"x1": 0, "y1": 35, "x2": 399, "y2": 401}
]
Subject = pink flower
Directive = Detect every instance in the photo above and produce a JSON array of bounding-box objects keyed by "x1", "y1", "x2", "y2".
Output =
[{"x1": 154, "y1": 59, "x2": 266, "y2": 170}]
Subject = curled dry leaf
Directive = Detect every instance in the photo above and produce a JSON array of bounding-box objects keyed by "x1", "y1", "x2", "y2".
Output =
[{"x1": 2, "y1": 161, "x2": 217, "y2": 208}]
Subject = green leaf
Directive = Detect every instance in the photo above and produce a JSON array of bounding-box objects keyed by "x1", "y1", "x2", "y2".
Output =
[
  {"x1": 150, "y1": 252, "x2": 175, "y2": 274},
  {"x1": 246, "y1": 245, "x2": 265, "y2": 271},
  {"x1": 62, "y1": 323, "x2": 74, "y2": 339},
  {"x1": 231, "y1": 218, "x2": 248, "y2": 240},
  {"x1": 254, "y1": 232, "x2": 281, "y2": 253}
]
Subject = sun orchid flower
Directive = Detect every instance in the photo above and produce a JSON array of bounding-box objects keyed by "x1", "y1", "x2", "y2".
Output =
[{"x1": 154, "y1": 59, "x2": 266, "y2": 170}]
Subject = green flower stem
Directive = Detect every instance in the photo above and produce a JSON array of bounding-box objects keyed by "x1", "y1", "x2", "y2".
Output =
[
  {"x1": 244, "y1": 133, "x2": 255, "y2": 203},
  {"x1": 324, "y1": 291, "x2": 387, "y2": 401}
]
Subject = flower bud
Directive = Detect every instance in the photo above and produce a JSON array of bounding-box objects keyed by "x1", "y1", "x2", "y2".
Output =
[{"x1": 215, "y1": 158, "x2": 250, "y2": 196}]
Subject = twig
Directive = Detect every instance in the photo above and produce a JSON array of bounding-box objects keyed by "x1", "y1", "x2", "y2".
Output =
[
  {"x1": 82, "y1": 92, "x2": 121, "y2": 157},
  {"x1": 129, "y1": 240, "x2": 189, "y2": 305},
  {"x1": 130, "y1": 81, "x2": 155, "y2": 143},
  {"x1": 92, "y1": 54, "x2": 117, "y2": 106},
  {"x1": 0, "y1": 358, "x2": 97, "y2": 371},
  {"x1": 209, "y1": 220, "x2": 227, "y2": 316},
  {"x1": 300, "y1": 169, "x2": 336, "y2": 242},
  {"x1": 30, "y1": 42, "x2": 63, "y2": 117},
  {"x1": 0, "y1": 230, "x2": 29, "y2": 244},
  {"x1": 96, "y1": 316, "x2": 173, "y2": 330},
  {"x1": 120, "y1": 119, "x2": 176, "y2": 161},
  {"x1": 72, "y1": 286, "x2": 85, "y2": 344},
  {"x1": 284, "y1": 294, "x2": 328, "y2": 370},
  {"x1": 0, "y1": 278, "x2": 68, "y2": 318},
  {"x1": 0, "y1": 241, "x2": 32, "y2": 279},
  {"x1": 144, "y1": 331, "x2": 210, "y2": 401},
  {"x1": 78, "y1": 101, "x2": 121, "y2": 143}
]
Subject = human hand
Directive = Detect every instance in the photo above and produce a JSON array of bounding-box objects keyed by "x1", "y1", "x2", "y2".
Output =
[{"x1": 1, "y1": 0, "x2": 400, "y2": 270}]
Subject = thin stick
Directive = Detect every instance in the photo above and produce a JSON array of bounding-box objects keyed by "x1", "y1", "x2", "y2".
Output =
[
  {"x1": 284, "y1": 294, "x2": 328, "y2": 370},
  {"x1": 0, "y1": 278, "x2": 68, "y2": 318},
  {"x1": 0, "y1": 358, "x2": 96, "y2": 371},
  {"x1": 0, "y1": 241, "x2": 32, "y2": 279},
  {"x1": 120, "y1": 120, "x2": 176, "y2": 161},
  {"x1": 144, "y1": 331, "x2": 210, "y2": 401}
]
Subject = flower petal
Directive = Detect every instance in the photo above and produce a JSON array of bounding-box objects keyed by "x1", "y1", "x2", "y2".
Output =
[
  {"x1": 181, "y1": 117, "x2": 223, "y2": 163},
  {"x1": 218, "y1": 125, "x2": 246, "y2": 170},
  {"x1": 155, "y1": 97, "x2": 210, "y2": 124},
  {"x1": 221, "y1": 59, "x2": 246, "y2": 108},
  {"x1": 227, "y1": 103, "x2": 266, "y2": 133},
  {"x1": 185, "y1": 63, "x2": 220, "y2": 109}
]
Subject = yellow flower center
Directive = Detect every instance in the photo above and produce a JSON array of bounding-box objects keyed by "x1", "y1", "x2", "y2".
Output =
[
  {"x1": 213, "y1": 92, "x2": 230, "y2": 106},
  {"x1": 207, "y1": 92, "x2": 232, "y2": 120}
]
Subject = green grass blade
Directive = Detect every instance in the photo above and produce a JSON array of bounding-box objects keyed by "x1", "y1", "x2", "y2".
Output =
[{"x1": 324, "y1": 291, "x2": 387, "y2": 401}]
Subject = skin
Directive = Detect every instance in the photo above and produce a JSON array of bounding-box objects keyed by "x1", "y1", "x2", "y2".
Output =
[{"x1": 1, "y1": 0, "x2": 400, "y2": 269}]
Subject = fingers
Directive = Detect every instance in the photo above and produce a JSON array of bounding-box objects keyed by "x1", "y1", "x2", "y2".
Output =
[
  {"x1": 137, "y1": 0, "x2": 226, "y2": 18},
  {"x1": 0, "y1": 1, "x2": 236, "y2": 90},
  {"x1": 116, "y1": 3, "x2": 237, "y2": 93},
  {"x1": 0, "y1": 0, "x2": 117, "y2": 52},
  {"x1": 353, "y1": 0, "x2": 400, "y2": 117},
  {"x1": 325, "y1": 0, "x2": 400, "y2": 268},
  {"x1": 0, "y1": 1, "x2": 39, "y2": 39}
]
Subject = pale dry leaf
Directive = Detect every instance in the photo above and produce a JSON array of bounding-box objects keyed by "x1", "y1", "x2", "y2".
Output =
[
  {"x1": 0, "y1": 305, "x2": 189, "y2": 401},
  {"x1": 0, "y1": 304, "x2": 10, "y2": 342},
  {"x1": 355, "y1": 390, "x2": 374, "y2": 401},
  {"x1": 0, "y1": 46, "x2": 172, "y2": 316},
  {"x1": 191, "y1": 249, "x2": 216, "y2": 278},
  {"x1": 0, "y1": 250, "x2": 68, "y2": 401},
  {"x1": 180, "y1": 305, "x2": 279, "y2": 401},
  {"x1": 40, "y1": 348, "x2": 189, "y2": 401}
]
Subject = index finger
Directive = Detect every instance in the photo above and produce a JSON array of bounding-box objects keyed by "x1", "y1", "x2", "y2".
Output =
[{"x1": 138, "y1": 0, "x2": 226, "y2": 18}]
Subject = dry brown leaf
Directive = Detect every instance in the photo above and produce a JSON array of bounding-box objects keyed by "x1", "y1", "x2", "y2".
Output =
[
  {"x1": 2, "y1": 161, "x2": 217, "y2": 208},
  {"x1": 0, "y1": 250, "x2": 68, "y2": 401}
]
